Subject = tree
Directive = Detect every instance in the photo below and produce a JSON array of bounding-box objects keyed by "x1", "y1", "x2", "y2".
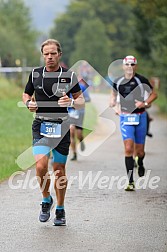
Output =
[
  {"x1": 81, "y1": 0, "x2": 134, "y2": 59},
  {"x1": 70, "y1": 18, "x2": 111, "y2": 76},
  {"x1": 50, "y1": 1, "x2": 92, "y2": 66},
  {"x1": 0, "y1": 0, "x2": 39, "y2": 66},
  {"x1": 122, "y1": 0, "x2": 167, "y2": 94},
  {"x1": 50, "y1": 0, "x2": 133, "y2": 68},
  {"x1": 150, "y1": 4, "x2": 167, "y2": 95},
  {"x1": 50, "y1": 0, "x2": 167, "y2": 98}
]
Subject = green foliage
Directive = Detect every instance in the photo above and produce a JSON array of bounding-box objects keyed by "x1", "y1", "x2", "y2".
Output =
[
  {"x1": 0, "y1": 0, "x2": 40, "y2": 66},
  {"x1": 50, "y1": 0, "x2": 134, "y2": 68},
  {"x1": 150, "y1": 5, "x2": 167, "y2": 95},
  {"x1": 0, "y1": 98, "x2": 33, "y2": 180},
  {"x1": 83, "y1": 102, "x2": 97, "y2": 138},
  {"x1": 50, "y1": 0, "x2": 166, "y2": 82},
  {"x1": 82, "y1": 0, "x2": 134, "y2": 59},
  {"x1": 155, "y1": 92, "x2": 167, "y2": 115},
  {"x1": 0, "y1": 77, "x2": 33, "y2": 180},
  {"x1": 50, "y1": 1, "x2": 92, "y2": 65},
  {"x1": 129, "y1": 0, "x2": 167, "y2": 102},
  {"x1": 50, "y1": 0, "x2": 167, "y2": 112},
  {"x1": 0, "y1": 76, "x2": 22, "y2": 99},
  {"x1": 70, "y1": 18, "x2": 111, "y2": 76}
]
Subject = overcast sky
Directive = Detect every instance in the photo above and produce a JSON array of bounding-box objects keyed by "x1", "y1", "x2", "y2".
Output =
[{"x1": 24, "y1": 0, "x2": 69, "y2": 32}]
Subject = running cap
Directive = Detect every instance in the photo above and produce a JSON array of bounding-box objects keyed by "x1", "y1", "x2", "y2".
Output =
[{"x1": 123, "y1": 55, "x2": 137, "y2": 65}]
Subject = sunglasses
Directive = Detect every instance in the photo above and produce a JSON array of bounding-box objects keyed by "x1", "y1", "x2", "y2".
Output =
[{"x1": 125, "y1": 63, "x2": 136, "y2": 66}]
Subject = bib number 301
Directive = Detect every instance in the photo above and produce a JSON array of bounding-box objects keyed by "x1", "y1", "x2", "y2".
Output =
[{"x1": 40, "y1": 121, "x2": 61, "y2": 138}]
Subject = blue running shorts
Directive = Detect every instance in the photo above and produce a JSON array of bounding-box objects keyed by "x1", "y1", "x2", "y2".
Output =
[
  {"x1": 33, "y1": 144, "x2": 68, "y2": 164},
  {"x1": 120, "y1": 112, "x2": 147, "y2": 144},
  {"x1": 32, "y1": 118, "x2": 70, "y2": 164}
]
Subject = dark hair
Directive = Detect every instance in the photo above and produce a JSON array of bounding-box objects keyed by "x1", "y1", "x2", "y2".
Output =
[{"x1": 41, "y1": 39, "x2": 62, "y2": 53}]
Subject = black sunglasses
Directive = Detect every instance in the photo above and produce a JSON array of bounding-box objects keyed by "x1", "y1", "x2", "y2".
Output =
[{"x1": 125, "y1": 63, "x2": 136, "y2": 66}]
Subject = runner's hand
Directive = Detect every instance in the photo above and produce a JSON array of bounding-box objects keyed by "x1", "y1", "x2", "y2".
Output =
[
  {"x1": 28, "y1": 97, "x2": 38, "y2": 112},
  {"x1": 109, "y1": 101, "x2": 116, "y2": 107},
  {"x1": 135, "y1": 99, "x2": 144, "y2": 109},
  {"x1": 58, "y1": 92, "x2": 72, "y2": 107}
]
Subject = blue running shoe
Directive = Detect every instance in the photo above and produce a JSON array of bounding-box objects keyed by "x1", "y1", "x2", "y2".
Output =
[
  {"x1": 39, "y1": 196, "x2": 53, "y2": 222},
  {"x1": 53, "y1": 209, "x2": 66, "y2": 226}
]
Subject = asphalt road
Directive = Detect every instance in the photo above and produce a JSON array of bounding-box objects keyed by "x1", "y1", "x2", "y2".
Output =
[{"x1": 0, "y1": 93, "x2": 167, "y2": 252}]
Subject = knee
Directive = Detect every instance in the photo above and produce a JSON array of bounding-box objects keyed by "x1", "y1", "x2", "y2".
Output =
[
  {"x1": 54, "y1": 165, "x2": 66, "y2": 178},
  {"x1": 125, "y1": 145, "x2": 133, "y2": 156},
  {"x1": 136, "y1": 150, "x2": 145, "y2": 157},
  {"x1": 36, "y1": 162, "x2": 48, "y2": 176}
]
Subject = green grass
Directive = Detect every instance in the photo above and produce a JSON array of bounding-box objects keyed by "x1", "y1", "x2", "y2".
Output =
[
  {"x1": 155, "y1": 91, "x2": 167, "y2": 116},
  {"x1": 0, "y1": 77, "x2": 97, "y2": 181},
  {"x1": 0, "y1": 77, "x2": 34, "y2": 181},
  {"x1": 83, "y1": 102, "x2": 97, "y2": 137},
  {"x1": 0, "y1": 77, "x2": 22, "y2": 99},
  {"x1": 0, "y1": 98, "x2": 34, "y2": 181}
]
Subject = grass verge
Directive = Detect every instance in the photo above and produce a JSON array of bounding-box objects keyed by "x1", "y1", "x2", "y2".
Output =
[
  {"x1": 83, "y1": 102, "x2": 97, "y2": 137},
  {"x1": 155, "y1": 92, "x2": 167, "y2": 116}
]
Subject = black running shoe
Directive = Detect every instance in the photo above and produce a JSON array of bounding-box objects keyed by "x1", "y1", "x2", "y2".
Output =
[
  {"x1": 138, "y1": 166, "x2": 145, "y2": 177},
  {"x1": 70, "y1": 153, "x2": 77, "y2": 161},
  {"x1": 147, "y1": 132, "x2": 153, "y2": 137},
  {"x1": 53, "y1": 209, "x2": 66, "y2": 226},
  {"x1": 39, "y1": 196, "x2": 53, "y2": 222}
]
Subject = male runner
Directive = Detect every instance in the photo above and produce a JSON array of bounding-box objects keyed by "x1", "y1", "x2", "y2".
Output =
[
  {"x1": 110, "y1": 55, "x2": 157, "y2": 191},
  {"x1": 23, "y1": 39, "x2": 85, "y2": 225}
]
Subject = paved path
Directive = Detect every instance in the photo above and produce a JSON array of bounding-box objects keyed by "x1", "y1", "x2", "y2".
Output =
[{"x1": 0, "y1": 93, "x2": 167, "y2": 252}]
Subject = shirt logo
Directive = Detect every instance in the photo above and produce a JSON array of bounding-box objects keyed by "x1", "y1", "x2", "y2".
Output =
[
  {"x1": 60, "y1": 78, "x2": 67, "y2": 82},
  {"x1": 37, "y1": 85, "x2": 43, "y2": 89}
]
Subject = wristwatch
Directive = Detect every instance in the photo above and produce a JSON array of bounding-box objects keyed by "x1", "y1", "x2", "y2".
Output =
[
  {"x1": 144, "y1": 102, "x2": 148, "y2": 107},
  {"x1": 70, "y1": 98, "x2": 75, "y2": 108}
]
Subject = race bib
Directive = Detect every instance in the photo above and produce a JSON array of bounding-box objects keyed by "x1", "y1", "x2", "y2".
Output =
[
  {"x1": 40, "y1": 121, "x2": 61, "y2": 138},
  {"x1": 123, "y1": 114, "x2": 140, "y2": 125}
]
